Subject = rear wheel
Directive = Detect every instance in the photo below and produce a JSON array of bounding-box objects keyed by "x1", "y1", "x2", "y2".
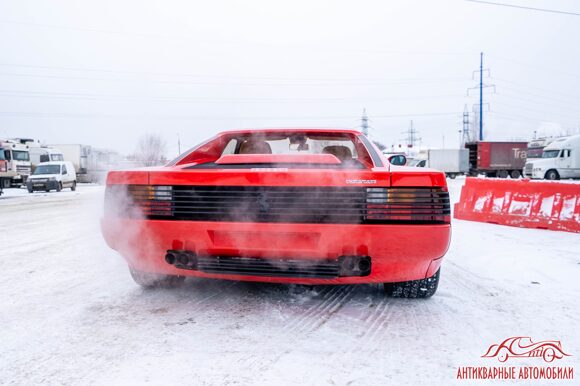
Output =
[
  {"x1": 510, "y1": 170, "x2": 521, "y2": 179},
  {"x1": 497, "y1": 170, "x2": 509, "y2": 178},
  {"x1": 545, "y1": 169, "x2": 559, "y2": 180},
  {"x1": 129, "y1": 268, "x2": 185, "y2": 289},
  {"x1": 384, "y1": 269, "x2": 440, "y2": 299},
  {"x1": 71, "y1": 181, "x2": 77, "y2": 191}
]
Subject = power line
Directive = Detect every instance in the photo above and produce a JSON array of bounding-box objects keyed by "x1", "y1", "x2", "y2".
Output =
[
  {"x1": 490, "y1": 55, "x2": 580, "y2": 81},
  {"x1": 489, "y1": 111, "x2": 580, "y2": 125},
  {"x1": 495, "y1": 89, "x2": 580, "y2": 110},
  {"x1": 492, "y1": 77, "x2": 580, "y2": 101},
  {"x1": 0, "y1": 111, "x2": 461, "y2": 120},
  {"x1": 0, "y1": 89, "x2": 467, "y2": 103},
  {"x1": 0, "y1": 63, "x2": 470, "y2": 84},
  {"x1": 491, "y1": 100, "x2": 580, "y2": 121},
  {"x1": 0, "y1": 19, "x2": 477, "y2": 57},
  {"x1": 465, "y1": 0, "x2": 580, "y2": 16}
]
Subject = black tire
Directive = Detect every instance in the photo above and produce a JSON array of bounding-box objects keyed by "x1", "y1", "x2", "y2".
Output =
[
  {"x1": 545, "y1": 169, "x2": 559, "y2": 180},
  {"x1": 129, "y1": 268, "x2": 185, "y2": 289},
  {"x1": 510, "y1": 170, "x2": 521, "y2": 179},
  {"x1": 384, "y1": 269, "x2": 440, "y2": 299},
  {"x1": 497, "y1": 170, "x2": 509, "y2": 178},
  {"x1": 447, "y1": 173, "x2": 456, "y2": 179},
  {"x1": 27, "y1": 187, "x2": 33, "y2": 193},
  {"x1": 71, "y1": 181, "x2": 77, "y2": 191},
  {"x1": 56, "y1": 182, "x2": 62, "y2": 192}
]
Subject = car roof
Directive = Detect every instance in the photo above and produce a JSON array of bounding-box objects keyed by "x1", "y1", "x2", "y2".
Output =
[
  {"x1": 38, "y1": 161, "x2": 70, "y2": 166},
  {"x1": 216, "y1": 128, "x2": 363, "y2": 136}
]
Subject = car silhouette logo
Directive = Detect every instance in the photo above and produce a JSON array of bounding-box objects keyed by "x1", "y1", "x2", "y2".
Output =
[{"x1": 482, "y1": 337, "x2": 571, "y2": 363}]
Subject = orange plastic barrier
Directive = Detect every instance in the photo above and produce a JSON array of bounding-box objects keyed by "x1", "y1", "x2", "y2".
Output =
[{"x1": 454, "y1": 178, "x2": 580, "y2": 233}]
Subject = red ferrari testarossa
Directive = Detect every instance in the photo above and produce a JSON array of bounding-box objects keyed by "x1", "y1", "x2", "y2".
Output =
[{"x1": 101, "y1": 129, "x2": 450, "y2": 297}]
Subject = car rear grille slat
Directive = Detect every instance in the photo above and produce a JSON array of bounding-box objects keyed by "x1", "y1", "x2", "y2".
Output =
[
  {"x1": 107, "y1": 185, "x2": 450, "y2": 224},
  {"x1": 196, "y1": 257, "x2": 340, "y2": 278}
]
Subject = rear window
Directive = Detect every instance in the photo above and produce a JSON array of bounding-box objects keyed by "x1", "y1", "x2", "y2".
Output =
[
  {"x1": 222, "y1": 133, "x2": 358, "y2": 160},
  {"x1": 172, "y1": 131, "x2": 380, "y2": 169}
]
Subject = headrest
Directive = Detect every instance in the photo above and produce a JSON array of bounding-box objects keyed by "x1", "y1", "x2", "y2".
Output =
[
  {"x1": 239, "y1": 140, "x2": 272, "y2": 154},
  {"x1": 322, "y1": 145, "x2": 353, "y2": 161}
]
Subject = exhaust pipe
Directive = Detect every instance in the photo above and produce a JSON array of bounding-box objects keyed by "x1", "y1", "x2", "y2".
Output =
[
  {"x1": 166, "y1": 250, "x2": 197, "y2": 270},
  {"x1": 339, "y1": 255, "x2": 371, "y2": 277},
  {"x1": 165, "y1": 252, "x2": 177, "y2": 265},
  {"x1": 357, "y1": 257, "x2": 371, "y2": 273}
]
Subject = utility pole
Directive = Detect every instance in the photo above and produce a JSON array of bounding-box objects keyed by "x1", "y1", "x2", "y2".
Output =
[
  {"x1": 479, "y1": 52, "x2": 483, "y2": 141},
  {"x1": 462, "y1": 104, "x2": 471, "y2": 145},
  {"x1": 361, "y1": 108, "x2": 369, "y2": 136},
  {"x1": 402, "y1": 120, "x2": 421, "y2": 148},
  {"x1": 467, "y1": 52, "x2": 495, "y2": 141}
]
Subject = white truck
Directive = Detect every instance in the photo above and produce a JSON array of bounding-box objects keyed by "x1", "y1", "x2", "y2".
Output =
[
  {"x1": 527, "y1": 137, "x2": 557, "y2": 159},
  {"x1": 524, "y1": 134, "x2": 580, "y2": 180},
  {"x1": 48, "y1": 144, "x2": 123, "y2": 183},
  {"x1": 29, "y1": 146, "x2": 65, "y2": 171},
  {"x1": 48, "y1": 144, "x2": 94, "y2": 183},
  {"x1": 0, "y1": 140, "x2": 31, "y2": 187},
  {"x1": 411, "y1": 148, "x2": 469, "y2": 179}
]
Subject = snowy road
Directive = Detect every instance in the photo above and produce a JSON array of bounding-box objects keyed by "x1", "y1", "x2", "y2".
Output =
[{"x1": 1, "y1": 180, "x2": 579, "y2": 385}]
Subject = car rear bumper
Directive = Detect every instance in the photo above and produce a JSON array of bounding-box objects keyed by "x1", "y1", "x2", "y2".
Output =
[
  {"x1": 27, "y1": 180, "x2": 59, "y2": 191},
  {"x1": 101, "y1": 219, "x2": 451, "y2": 284}
]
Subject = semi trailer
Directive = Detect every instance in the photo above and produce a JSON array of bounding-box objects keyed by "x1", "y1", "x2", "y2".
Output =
[{"x1": 465, "y1": 141, "x2": 528, "y2": 178}]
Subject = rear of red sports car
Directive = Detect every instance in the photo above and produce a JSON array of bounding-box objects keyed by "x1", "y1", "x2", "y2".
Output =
[{"x1": 101, "y1": 129, "x2": 451, "y2": 297}]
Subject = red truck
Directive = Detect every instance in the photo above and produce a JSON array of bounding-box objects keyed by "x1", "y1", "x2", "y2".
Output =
[
  {"x1": 465, "y1": 141, "x2": 528, "y2": 178},
  {"x1": 0, "y1": 151, "x2": 14, "y2": 195}
]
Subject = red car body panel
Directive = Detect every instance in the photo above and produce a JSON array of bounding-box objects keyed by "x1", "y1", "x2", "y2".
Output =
[
  {"x1": 101, "y1": 129, "x2": 451, "y2": 285},
  {"x1": 101, "y1": 219, "x2": 449, "y2": 284}
]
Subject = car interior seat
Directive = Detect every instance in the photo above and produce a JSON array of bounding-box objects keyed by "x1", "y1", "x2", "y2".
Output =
[
  {"x1": 322, "y1": 145, "x2": 353, "y2": 162},
  {"x1": 238, "y1": 140, "x2": 273, "y2": 154}
]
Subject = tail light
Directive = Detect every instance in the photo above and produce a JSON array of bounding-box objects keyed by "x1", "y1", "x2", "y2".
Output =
[
  {"x1": 365, "y1": 187, "x2": 450, "y2": 224},
  {"x1": 105, "y1": 185, "x2": 173, "y2": 218}
]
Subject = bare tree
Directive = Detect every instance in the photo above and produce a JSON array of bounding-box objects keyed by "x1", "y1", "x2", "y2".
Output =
[
  {"x1": 135, "y1": 134, "x2": 167, "y2": 166},
  {"x1": 372, "y1": 140, "x2": 387, "y2": 151}
]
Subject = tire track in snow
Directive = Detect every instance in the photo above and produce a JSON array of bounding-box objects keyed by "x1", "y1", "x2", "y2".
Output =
[{"x1": 233, "y1": 285, "x2": 357, "y2": 377}]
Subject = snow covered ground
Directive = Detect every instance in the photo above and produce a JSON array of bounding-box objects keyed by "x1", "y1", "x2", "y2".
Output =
[{"x1": 1, "y1": 180, "x2": 578, "y2": 385}]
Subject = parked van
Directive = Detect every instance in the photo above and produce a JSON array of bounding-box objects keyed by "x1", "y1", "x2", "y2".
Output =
[
  {"x1": 26, "y1": 161, "x2": 77, "y2": 193},
  {"x1": 524, "y1": 134, "x2": 580, "y2": 180}
]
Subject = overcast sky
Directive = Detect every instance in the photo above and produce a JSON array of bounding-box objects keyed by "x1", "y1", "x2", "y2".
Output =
[{"x1": 1, "y1": 0, "x2": 579, "y2": 156}]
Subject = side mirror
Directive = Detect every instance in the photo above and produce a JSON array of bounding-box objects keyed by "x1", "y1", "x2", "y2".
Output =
[
  {"x1": 62, "y1": 170, "x2": 66, "y2": 175},
  {"x1": 388, "y1": 154, "x2": 407, "y2": 166}
]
